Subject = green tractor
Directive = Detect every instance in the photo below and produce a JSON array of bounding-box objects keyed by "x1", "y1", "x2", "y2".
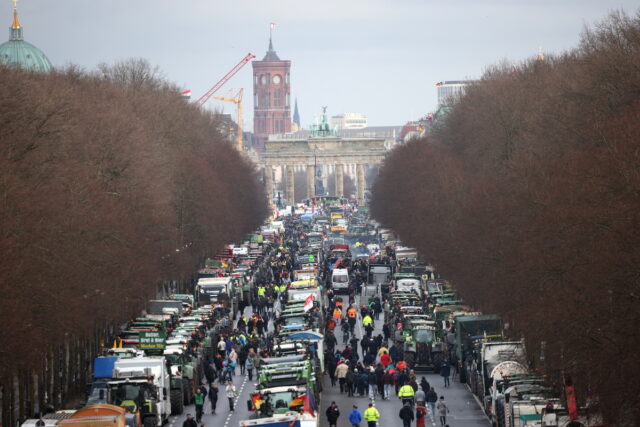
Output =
[
  {"x1": 164, "y1": 346, "x2": 200, "y2": 408},
  {"x1": 257, "y1": 361, "x2": 315, "y2": 393},
  {"x1": 401, "y1": 321, "x2": 445, "y2": 371}
]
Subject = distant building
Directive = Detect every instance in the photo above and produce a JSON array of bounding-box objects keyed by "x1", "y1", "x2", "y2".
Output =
[
  {"x1": 252, "y1": 35, "x2": 292, "y2": 151},
  {"x1": 436, "y1": 80, "x2": 472, "y2": 105},
  {"x1": 0, "y1": 3, "x2": 52, "y2": 72},
  {"x1": 330, "y1": 113, "x2": 368, "y2": 130}
]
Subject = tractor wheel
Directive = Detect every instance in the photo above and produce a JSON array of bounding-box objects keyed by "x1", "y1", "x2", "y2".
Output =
[
  {"x1": 143, "y1": 417, "x2": 157, "y2": 427},
  {"x1": 432, "y1": 352, "x2": 444, "y2": 371},
  {"x1": 183, "y1": 381, "x2": 192, "y2": 405},
  {"x1": 404, "y1": 352, "x2": 415, "y2": 369},
  {"x1": 170, "y1": 389, "x2": 184, "y2": 415}
]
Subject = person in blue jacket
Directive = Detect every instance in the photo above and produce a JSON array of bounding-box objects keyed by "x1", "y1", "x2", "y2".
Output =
[{"x1": 349, "y1": 405, "x2": 363, "y2": 427}]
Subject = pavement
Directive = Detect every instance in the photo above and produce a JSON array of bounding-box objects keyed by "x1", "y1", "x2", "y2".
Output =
[{"x1": 319, "y1": 292, "x2": 490, "y2": 427}]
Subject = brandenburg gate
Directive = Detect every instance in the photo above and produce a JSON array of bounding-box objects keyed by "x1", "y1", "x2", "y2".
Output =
[{"x1": 261, "y1": 109, "x2": 387, "y2": 205}]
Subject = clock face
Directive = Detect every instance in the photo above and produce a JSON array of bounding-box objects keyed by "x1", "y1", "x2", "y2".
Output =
[
  {"x1": 272, "y1": 75, "x2": 281, "y2": 85},
  {"x1": 260, "y1": 75, "x2": 267, "y2": 85}
]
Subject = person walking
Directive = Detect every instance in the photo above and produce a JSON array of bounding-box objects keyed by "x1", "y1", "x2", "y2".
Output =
[
  {"x1": 208, "y1": 383, "x2": 218, "y2": 415},
  {"x1": 415, "y1": 386, "x2": 426, "y2": 406},
  {"x1": 182, "y1": 414, "x2": 197, "y2": 427},
  {"x1": 416, "y1": 402, "x2": 427, "y2": 427},
  {"x1": 216, "y1": 339, "x2": 226, "y2": 358},
  {"x1": 193, "y1": 386, "x2": 206, "y2": 422},
  {"x1": 420, "y1": 377, "x2": 430, "y2": 392},
  {"x1": 436, "y1": 396, "x2": 450, "y2": 426},
  {"x1": 399, "y1": 402, "x2": 415, "y2": 427},
  {"x1": 383, "y1": 368, "x2": 394, "y2": 400},
  {"x1": 326, "y1": 401, "x2": 340, "y2": 427},
  {"x1": 363, "y1": 403, "x2": 380, "y2": 427},
  {"x1": 398, "y1": 382, "x2": 416, "y2": 406},
  {"x1": 440, "y1": 362, "x2": 450, "y2": 388},
  {"x1": 348, "y1": 405, "x2": 363, "y2": 427},
  {"x1": 425, "y1": 387, "x2": 438, "y2": 421},
  {"x1": 335, "y1": 361, "x2": 349, "y2": 393},
  {"x1": 246, "y1": 355, "x2": 255, "y2": 381},
  {"x1": 226, "y1": 381, "x2": 238, "y2": 412}
]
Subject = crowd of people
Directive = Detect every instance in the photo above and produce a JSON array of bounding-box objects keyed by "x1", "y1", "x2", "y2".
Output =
[{"x1": 322, "y1": 263, "x2": 456, "y2": 426}]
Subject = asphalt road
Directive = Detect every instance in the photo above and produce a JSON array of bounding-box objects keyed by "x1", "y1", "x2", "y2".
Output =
[
  {"x1": 168, "y1": 291, "x2": 489, "y2": 427},
  {"x1": 319, "y1": 291, "x2": 490, "y2": 427}
]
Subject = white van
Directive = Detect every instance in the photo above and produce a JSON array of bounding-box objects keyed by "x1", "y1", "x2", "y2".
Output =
[{"x1": 331, "y1": 268, "x2": 350, "y2": 294}]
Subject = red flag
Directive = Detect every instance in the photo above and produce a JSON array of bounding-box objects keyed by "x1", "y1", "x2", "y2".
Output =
[
  {"x1": 565, "y1": 385, "x2": 579, "y2": 421},
  {"x1": 304, "y1": 294, "x2": 314, "y2": 312}
]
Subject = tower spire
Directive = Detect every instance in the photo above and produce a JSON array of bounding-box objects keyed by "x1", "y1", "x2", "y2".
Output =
[
  {"x1": 9, "y1": 0, "x2": 23, "y2": 40},
  {"x1": 263, "y1": 22, "x2": 280, "y2": 61},
  {"x1": 293, "y1": 98, "x2": 301, "y2": 127}
]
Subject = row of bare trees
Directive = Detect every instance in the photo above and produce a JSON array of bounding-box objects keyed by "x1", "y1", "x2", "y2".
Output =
[
  {"x1": 0, "y1": 59, "x2": 267, "y2": 423},
  {"x1": 371, "y1": 11, "x2": 640, "y2": 426}
]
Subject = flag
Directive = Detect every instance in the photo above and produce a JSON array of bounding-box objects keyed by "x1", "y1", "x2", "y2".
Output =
[
  {"x1": 251, "y1": 394, "x2": 263, "y2": 409},
  {"x1": 270, "y1": 22, "x2": 277, "y2": 30},
  {"x1": 304, "y1": 387, "x2": 316, "y2": 416},
  {"x1": 304, "y1": 294, "x2": 314, "y2": 312},
  {"x1": 181, "y1": 89, "x2": 192, "y2": 98},
  {"x1": 565, "y1": 385, "x2": 579, "y2": 421},
  {"x1": 289, "y1": 395, "x2": 305, "y2": 407}
]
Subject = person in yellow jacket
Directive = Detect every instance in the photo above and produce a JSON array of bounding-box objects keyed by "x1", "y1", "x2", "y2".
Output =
[
  {"x1": 362, "y1": 314, "x2": 373, "y2": 327},
  {"x1": 363, "y1": 402, "x2": 380, "y2": 427},
  {"x1": 398, "y1": 383, "x2": 415, "y2": 406},
  {"x1": 257, "y1": 286, "x2": 266, "y2": 297}
]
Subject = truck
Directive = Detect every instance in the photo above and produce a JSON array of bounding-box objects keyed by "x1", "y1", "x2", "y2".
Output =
[
  {"x1": 86, "y1": 357, "x2": 118, "y2": 406},
  {"x1": 58, "y1": 404, "x2": 132, "y2": 427},
  {"x1": 146, "y1": 300, "x2": 184, "y2": 316},
  {"x1": 195, "y1": 277, "x2": 237, "y2": 317},
  {"x1": 367, "y1": 264, "x2": 392, "y2": 294},
  {"x1": 22, "y1": 404, "x2": 136, "y2": 427},
  {"x1": 107, "y1": 357, "x2": 171, "y2": 427},
  {"x1": 454, "y1": 314, "x2": 503, "y2": 362},
  {"x1": 330, "y1": 268, "x2": 349, "y2": 294},
  {"x1": 477, "y1": 341, "x2": 529, "y2": 414}
]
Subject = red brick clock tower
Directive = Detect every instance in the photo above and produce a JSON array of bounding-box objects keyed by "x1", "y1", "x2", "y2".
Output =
[{"x1": 252, "y1": 36, "x2": 292, "y2": 151}]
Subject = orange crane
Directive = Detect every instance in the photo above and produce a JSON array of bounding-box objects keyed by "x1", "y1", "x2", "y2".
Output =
[
  {"x1": 214, "y1": 88, "x2": 244, "y2": 152},
  {"x1": 196, "y1": 53, "x2": 255, "y2": 107}
]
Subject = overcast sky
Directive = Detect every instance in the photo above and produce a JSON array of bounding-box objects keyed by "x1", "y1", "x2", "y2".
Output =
[{"x1": 3, "y1": 0, "x2": 637, "y2": 127}]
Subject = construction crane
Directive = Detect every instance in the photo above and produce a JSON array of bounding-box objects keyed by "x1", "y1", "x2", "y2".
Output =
[
  {"x1": 214, "y1": 88, "x2": 244, "y2": 152},
  {"x1": 195, "y1": 53, "x2": 255, "y2": 107}
]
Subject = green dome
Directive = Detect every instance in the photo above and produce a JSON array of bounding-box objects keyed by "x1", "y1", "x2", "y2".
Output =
[{"x1": 0, "y1": 8, "x2": 52, "y2": 73}]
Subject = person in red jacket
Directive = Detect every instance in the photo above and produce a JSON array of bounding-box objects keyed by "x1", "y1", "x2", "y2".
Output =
[
  {"x1": 416, "y1": 402, "x2": 427, "y2": 427},
  {"x1": 380, "y1": 352, "x2": 391, "y2": 368}
]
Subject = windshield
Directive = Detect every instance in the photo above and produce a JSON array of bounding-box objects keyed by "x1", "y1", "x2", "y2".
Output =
[
  {"x1": 87, "y1": 382, "x2": 108, "y2": 405},
  {"x1": 266, "y1": 391, "x2": 298, "y2": 409},
  {"x1": 333, "y1": 275, "x2": 348, "y2": 283},
  {"x1": 415, "y1": 329, "x2": 434, "y2": 343},
  {"x1": 109, "y1": 383, "x2": 156, "y2": 407},
  {"x1": 372, "y1": 272, "x2": 389, "y2": 284},
  {"x1": 164, "y1": 353, "x2": 181, "y2": 364},
  {"x1": 285, "y1": 316, "x2": 305, "y2": 325}
]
